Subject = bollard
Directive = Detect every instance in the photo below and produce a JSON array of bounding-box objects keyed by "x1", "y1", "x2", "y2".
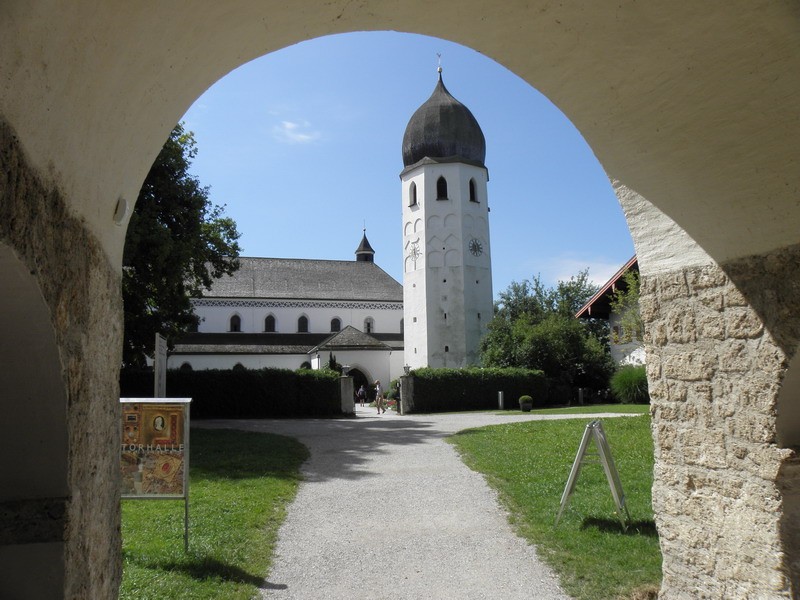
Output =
[{"x1": 498, "y1": 391, "x2": 504, "y2": 410}]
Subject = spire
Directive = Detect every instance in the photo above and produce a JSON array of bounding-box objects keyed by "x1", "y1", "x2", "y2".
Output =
[{"x1": 355, "y1": 228, "x2": 375, "y2": 263}]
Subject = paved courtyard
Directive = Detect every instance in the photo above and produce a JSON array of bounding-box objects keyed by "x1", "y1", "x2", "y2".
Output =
[{"x1": 198, "y1": 407, "x2": 627, "y2": 599}]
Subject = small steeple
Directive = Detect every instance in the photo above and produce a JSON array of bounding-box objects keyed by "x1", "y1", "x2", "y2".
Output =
[{"x1": 355, "y1": 228, "x2": 375, "y2": 263}]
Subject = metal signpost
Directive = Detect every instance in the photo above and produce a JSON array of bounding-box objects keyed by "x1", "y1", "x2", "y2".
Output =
[
  {"x1": 555, "y1": 419, "x2": 631, "y2": 531},
  {"x1": 154, "y1": 333, "x2": 167, "y2": 398},
  {"x1": 120, "y1": 397, "x2": 192, "y2": 551}
]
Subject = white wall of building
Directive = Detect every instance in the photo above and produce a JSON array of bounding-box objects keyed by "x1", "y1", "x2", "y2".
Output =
[
  {"x1": 194, "y1": 300, "x2": 403, "y2": 335},
  {"x1": 167, "y1": 353, "x2": 309, "y2": 371}
]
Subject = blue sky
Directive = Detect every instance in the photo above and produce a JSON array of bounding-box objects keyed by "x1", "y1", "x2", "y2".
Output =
[{"x1": 181, "y1": 31, "x2": 634, "y2": 297}]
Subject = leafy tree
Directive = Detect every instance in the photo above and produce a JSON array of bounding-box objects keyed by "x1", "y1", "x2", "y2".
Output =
[
  {"x1": 122, "y1": 123, "x2": 241, "y2": 367},
  {"x1": 609, "y1": 269, "x2": 643, "y2": 343},
  {"x1": 481, "y1": 270, "x2": 614, "y2": 389}
]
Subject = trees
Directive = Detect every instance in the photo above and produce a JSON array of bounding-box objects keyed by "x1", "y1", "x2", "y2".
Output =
[
  {"x1": 480, "y1": 270, "x2": 614, "y2": 389},
  {"x1": 609, "y1": 269, "x2": 643, "y2": 343},
  {"x1": 122, "y1": 123, "x2": 241, "y2": 367}
]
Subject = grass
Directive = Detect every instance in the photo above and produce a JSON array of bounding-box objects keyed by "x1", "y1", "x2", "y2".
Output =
[
  {"x1": 120, "y1": 428, "x2": 309, "y2": 600},
  {"x1": 449, "y1": 415, "x2": 660, "y2": 600},
  {"x1": 529, "y1": 403, "x2": 650, "y2": 415}
]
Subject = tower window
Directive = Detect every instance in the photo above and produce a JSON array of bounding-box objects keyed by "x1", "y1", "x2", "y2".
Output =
[
  {"x1": 331, "y1": 318, "x2": 341, "y2": 332},
  {"x1": 469, "y1": 178, "x2": 478, "y2": 203},
  {"x1": 409, "y1": 181, "x2": 417, "y2": 206},
  {"x1": 436, "y1": 176, "x2": 448, "y2": 200},
  {"x1": 364, "y1": 317, "x2": 375, "y2": 333},
  {"x1": 265, "y1": 314, "x2": 276, "y2": 332},
  {"x1": 445, "y1": 346, "x2": 449, "y2": 352},
  {"x1": 400, "y1": 318, "x2": 404, "y2": 333},
  {"x1": 298, "y1": 315, "x2": 309, "y2": 333},
  {"x1": 229, "y1": 315, "x2": 241, "y2": 332},
  {"x1": 444, "y1": 313, "x2": 447, "y2": 320}
]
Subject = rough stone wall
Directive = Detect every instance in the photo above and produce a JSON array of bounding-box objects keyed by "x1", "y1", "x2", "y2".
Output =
[
  {"x1": 0, "y1": 118, "x2": 122, "y2": 598},
  {"x1": 643, "y1": 257, "x2": 799, "y2": 598}
]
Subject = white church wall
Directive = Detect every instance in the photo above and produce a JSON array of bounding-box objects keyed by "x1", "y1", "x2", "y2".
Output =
[
  {"x1": 167, "y1": 353, "x2": 309, "y2": 371},
  {"x1": 194, "y1": 301, "x2": 403, "y2": 335}
]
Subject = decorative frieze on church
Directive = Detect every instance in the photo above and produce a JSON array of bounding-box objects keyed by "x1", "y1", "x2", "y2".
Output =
[{"x1": 193, "y1": 298, "x2": 403, "y2": 311}]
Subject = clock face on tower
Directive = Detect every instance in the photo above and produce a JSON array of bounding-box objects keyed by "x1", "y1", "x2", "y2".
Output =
[{"x1": 468, "y1": 238, "x2": 483, "y2": 257}]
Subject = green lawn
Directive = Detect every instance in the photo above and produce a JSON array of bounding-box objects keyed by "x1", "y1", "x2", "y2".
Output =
[
  {"x1": 449, "y1": 415, "x2": 660, "y2": 600},
  {"x1": 120, "y1": 428, "x2": 309, "y2": 600},
  {"x1": 529, "y1": 403, "x2": 650, "y2": 415}
]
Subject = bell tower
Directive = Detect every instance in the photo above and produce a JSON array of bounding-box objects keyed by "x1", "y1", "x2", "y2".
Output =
[{"x1": 400, "y1": 68, "x2": 493, "y2": 369}]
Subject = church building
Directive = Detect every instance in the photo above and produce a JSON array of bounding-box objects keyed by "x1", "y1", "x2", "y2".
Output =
[{"x1": 169, "y1": 68, "x2": 493, "y2": 379}]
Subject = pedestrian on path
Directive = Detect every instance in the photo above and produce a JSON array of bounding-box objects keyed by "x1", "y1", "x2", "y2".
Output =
[
  {"x1": 374, "y1": 380, "x2": 385, "y2": 414},
  {"x1": 356, "y1": 384, "x2": 367, "y2": 407}
]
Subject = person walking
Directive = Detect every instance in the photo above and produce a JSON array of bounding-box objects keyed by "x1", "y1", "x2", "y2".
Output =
[
  {"x1": 356, "y1": 384, "x2": 367, "y2": 408},
  {"x1": 374, "y1": 380, "x2": 385, "y2": 414}
]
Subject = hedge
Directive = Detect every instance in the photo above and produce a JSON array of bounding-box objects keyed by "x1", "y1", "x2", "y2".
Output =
[
  {"x1": 120, "y1": 367, "x2": 340, "y2": 418},
  {"x1": 407, "y1": 367, "x2": 549, "y2": 413}
]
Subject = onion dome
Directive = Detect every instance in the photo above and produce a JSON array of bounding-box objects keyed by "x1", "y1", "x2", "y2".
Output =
[
  {"x1": 355, "y1": 230, "x2": 375, "y2": 262},
  {"x1": 402, "y1": 69, "x2": 486, "y2": 168}
]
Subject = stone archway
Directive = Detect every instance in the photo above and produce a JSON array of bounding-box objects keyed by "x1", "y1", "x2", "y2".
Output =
[{"x1": 2, "y1": 3, "x2": 800, "y2": 598}]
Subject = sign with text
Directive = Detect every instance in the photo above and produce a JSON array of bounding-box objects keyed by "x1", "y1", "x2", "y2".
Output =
[{"x1": 120, "y1": 398, "x2": 191, "y2": 499}]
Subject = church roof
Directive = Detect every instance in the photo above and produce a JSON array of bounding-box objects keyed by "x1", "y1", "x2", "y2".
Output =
[
  {"x1": 310, "y1": 326, "x2": 392, "y2": 353},
  {"x1": 203, "y1": 257, "x2": 402, "y2": 302},
  {"x1": 402, "y1": 71, "x2": 486, "y2": 168}
]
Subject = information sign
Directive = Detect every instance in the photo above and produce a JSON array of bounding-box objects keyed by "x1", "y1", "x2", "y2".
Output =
[
  {"x1": 555, "y1": 419, "x2": 631, "y2": 530},
  {"x1": 120, "y1": 397, "x2": 191, "y2": 550}
]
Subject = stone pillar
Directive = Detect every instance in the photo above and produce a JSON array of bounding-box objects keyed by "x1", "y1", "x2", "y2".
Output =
[
  {"x1": 0, "y1": 119, "x2": 122, "y2": 599},
  {"x1": 643, "y1": 261, "x2": 794, "y2": 598},
  {"x1": 618, "y1": 182, "x2": 800, "y2": 598},
  {"x1": 400, "y1": 375, "x2": 414, "y2": 415},
  {"x1": 340, "y1": 376, "x2": 354, "y2": 416}
]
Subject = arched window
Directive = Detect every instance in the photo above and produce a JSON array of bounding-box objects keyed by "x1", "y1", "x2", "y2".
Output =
[
  {"x1": 299, "y1": 361, "x2": 312, "y2": 370},
  {"x1": 264, "y1": 314, "x2": 276, "y2": 332},
  {"x1": 331, "y1": 318, "x2": 341, "y2": 332},
  {"x1": 469, "y1": 178, "x2": 478, "y2": 203},
  {"x1": 179, "y1": 362, "x2": 193, "y2": 372},
  {"x1": 298, "y1": 315, "x2": 309, "y2": 333},
  {"x1": 409, "y1": 181, "x2": 417, "y2": 206},
  {"x1": 364, "y1": 317, "x2": 374, "y2": 334},
  {"x1": 436, "y1": 176, "x2": 448, "y2": 200},
  {"x1": 229, "y1": 314, "x2": 241, "y2": 332},
  {"x1": 232, "y1": 362, "x2": 246, "y2": 371}
]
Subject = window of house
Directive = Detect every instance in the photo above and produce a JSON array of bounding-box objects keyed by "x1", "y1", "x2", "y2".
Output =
[
  {"x1": 436, "y1": 176, "x2": 448, "y2": 200},
  {"x1": 179, "y1": 362, "x2": 193, "y2": 372},
  {"x1": 298, "y1": 315, "x2": 309, "y2": 333},
  {"x1": 265, "y1": 314, "x2": 276, "y2": 332},
  {"x1": 364, "y1": 317, "x2": 374, "y2": 333},
  {"x1": 409, "y1": 181, "x2": 417, "y2": 206},
  {"x1": 300, "y1": 361, "x2": 311, "y2": 369},
  {"x1": 232, "y1": 363, "x2": 246, "y2": 371},
  {"x1": 331, "y1": 318, "x2": 341, "y2": 332},
  {"x1": 469, "y1": 178, "x2": 478, "y2": 203},
  {"x1": 230, "y1": 314, "x2": 241, "y2": 332}
]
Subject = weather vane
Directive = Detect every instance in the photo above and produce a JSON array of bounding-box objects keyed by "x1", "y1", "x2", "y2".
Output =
[{"x1": 437, "y1": 52, "x2": 442, "y2": 74}]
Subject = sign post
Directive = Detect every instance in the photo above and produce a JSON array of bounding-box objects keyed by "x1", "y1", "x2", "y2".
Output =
[
  {"x1": 154, "y1": 333, "x2": 167, "y2": 398},
  {"x1": 555, "y1": 419, "x2": 631, "y2": 531},
  {"x1": 120, "y1": 397, "x2": 191, "y2": 551}
]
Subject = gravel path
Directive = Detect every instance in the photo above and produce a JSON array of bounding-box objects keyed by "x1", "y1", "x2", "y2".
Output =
[{"x1": 198, "y1": 408, "x2": 631, "y2": 599}]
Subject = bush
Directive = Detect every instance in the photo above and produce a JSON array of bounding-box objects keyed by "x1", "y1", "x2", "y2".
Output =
[
  {"x1": 120, "y1": 367, "x2": 340, "y2": 418},
  {"x1": 518, "y1": 395, "x2": 533, "y2": 405},
  {"x1": 407, "y1": 367, "x2": 547, "y2": 413},
  {"x1": 610, "y1": 365, "x2": 649, "y2": 404}
]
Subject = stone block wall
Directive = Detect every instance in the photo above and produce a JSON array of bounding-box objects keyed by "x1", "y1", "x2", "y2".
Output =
[
  {"x1": 0, "y1": 118, "x2": 122, "y2": 598},
  {"x1": 643, "y1": 260, "x2": 797, "y2": 598}
]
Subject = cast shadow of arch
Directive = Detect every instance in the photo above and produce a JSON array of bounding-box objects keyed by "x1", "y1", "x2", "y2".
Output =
[{"x1": 126, "y1": 554, "x2": 285, "y2": 589}]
